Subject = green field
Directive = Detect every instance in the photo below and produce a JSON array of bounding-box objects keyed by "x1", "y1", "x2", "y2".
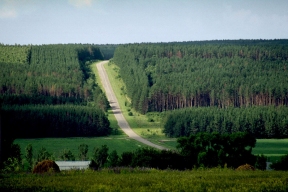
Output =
[
  {"x1": 14, "y1": 136, "x2": 147, "y2": 160},
  {"x1": 14, "y1": 137, "x2": 288, "y2": 162},
  {"x1": 1, "y1": 169, "x2": 288, "y2": 191},
  {"x1": 252, "y1": 139, "x2": 288, "y2": 162}
]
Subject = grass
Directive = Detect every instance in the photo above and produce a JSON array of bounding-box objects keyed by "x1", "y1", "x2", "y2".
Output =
[
  {"x1": 1, "y1": 169, "x2": 288, "y2": 191},
  {"x1": 252, "y1": 139, "x2": 288, "y2": 162},
  {"x1": 90, "y1": 62, "x2": 124, "y2": 136},
  {"x1": 14, "y1": 136, "x2": 147, "y2": 160},
  {"x1": 103, "y1": 61, "x2": 175, "y2": 149}
]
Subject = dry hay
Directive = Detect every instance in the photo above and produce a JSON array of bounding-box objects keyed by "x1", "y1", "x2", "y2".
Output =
[
  {"x1": 236, "y1": 164, "x2": 255, "y2": 171},
  {"x1": 33, "y1": 160, "x2": 60, "y2": 173}
]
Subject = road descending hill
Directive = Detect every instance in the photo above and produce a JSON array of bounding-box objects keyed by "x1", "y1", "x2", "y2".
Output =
[{"x1": 96, "y1": 61, "x2": 167, "y2": 150}]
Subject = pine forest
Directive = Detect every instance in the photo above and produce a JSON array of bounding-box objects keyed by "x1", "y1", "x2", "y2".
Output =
[
  {"x1": 112, "y1": 39, "x2": 288, "y2": 138},
  {"x1": 0, "y1": 44, "x2": 111, "y2": 138}
]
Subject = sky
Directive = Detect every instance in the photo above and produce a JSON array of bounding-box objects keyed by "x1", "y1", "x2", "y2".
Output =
[{"x1": 0, "y1": 0, "x2": 287, "y2": 45}]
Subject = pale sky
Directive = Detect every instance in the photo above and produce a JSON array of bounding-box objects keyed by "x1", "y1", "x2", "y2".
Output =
[{"x1": 0, "y1": 0, "x2": 287, "y2": 45}]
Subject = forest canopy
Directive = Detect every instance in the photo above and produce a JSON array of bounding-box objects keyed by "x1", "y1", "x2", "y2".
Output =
[
  {"x1": 0, "y1": 44, "x2": 112, "y2": 139},
  {"x1": 112, "y1": 39, "x2": 288, "y2": 138}
]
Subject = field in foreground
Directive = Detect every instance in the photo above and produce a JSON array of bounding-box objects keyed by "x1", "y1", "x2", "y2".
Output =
[
  {"x1": 15, "y1": 137, "x2": 288, "y2": 162},
  {"x1": 252, "y1": 139, "x2": 288, "y2": 162},
  {"x1": 1, "y1": 169, "x2": 288, "y2": 191},
  {"x1": 14, "y1": 136, "x2": 147, "y2": 160}
]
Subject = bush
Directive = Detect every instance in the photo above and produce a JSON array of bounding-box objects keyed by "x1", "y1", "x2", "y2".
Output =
[
  {"x1": 147, "y1": 118, "x2": 154, "y2": 122},
  {"x1": 270, "y1": 154, "x2": 288, "y2": 170},
  {"x1": 128, "y1": 111, "x2": 133, "y2": 116},
  {"x1": 32, "y1": 160, "x2": 60, "y2": 173},
  {"x1": 1, "y1": 158, "x2": 22, "y2": 173},
  {"x1": 254, "y1": 154, "x2": 267, "y2": 170}
]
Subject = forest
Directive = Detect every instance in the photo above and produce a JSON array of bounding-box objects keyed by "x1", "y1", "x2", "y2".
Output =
[
  {"x1": 0, "y1": 44, "x2": 111, "y2": 140},
  {"x1": 112, "y1": 39, "x2": 288, "y2": 138}
]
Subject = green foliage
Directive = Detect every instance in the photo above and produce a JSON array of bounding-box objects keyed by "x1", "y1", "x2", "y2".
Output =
[
  {"x1": 1, "y1": 143, "x2": 22, "y2": 172},
  {"x1": 270, "y1": 154, "x2": 288, "y2": 170},
  {"x1": 1, "y1": 169, "x2": 288, "y2": 191},
  {"x1": 78, "y1": 144, "x2": 89, "y2": 161},
  {"x1": 107, "y1": 150, "x2": 119, "y2": 167},
  {"x1": 113, "y1": 40, "x2": 288, "y2": 113},
  {"x1": 177, "y1": 132, "x2": 256, "y2": 168},
  {"x1": 0, "y1": 44, "x2": 105, "y2": 105},
  {"x1": 0, "y1": 44, "x2": 111, "y2": 141},
  {"x1": 163, "y1": 106, "x2": 288, "y2": 138},
  {"x1": 1, "y1": 158, "x2": 22, "y2": 173},
  {"x1": 59, "y1": 149, "x2": 75, "y2": 161},
  {"x1": 252, "y1": 139, "x2": 288, "y2": 162},
  {"x1": 97, "y1": 44, "x2": 118, "y2": 60},
  {"x1": 14, "y1": 137, "x2": 148, "y2": 161},
  {"x1": 0, "y1": 44, "x2": 31, "y2": 64},
  {"x1": 36, "y1": 147, "x2": 53, "y2": 163},
  {"x1": 90, "y1": 145, "x2": 109, "y2": 169},
  {"x1": 25, "y1": 144, "x2": 33, "y2": 171},
  {"x1": 255, "y1": 154, "x2": 267, "y2": 170},
  {"x1": 2, "y1": 105, "x2": 111, "y2": 138}
]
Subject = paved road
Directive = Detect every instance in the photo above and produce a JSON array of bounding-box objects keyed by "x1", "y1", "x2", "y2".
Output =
[{"x1": 96, "y1": 61, "x2": 167, "y2": 150}]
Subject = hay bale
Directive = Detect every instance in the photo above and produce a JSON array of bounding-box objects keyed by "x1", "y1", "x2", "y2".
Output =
[
  {"x1": 33, "y1": 160, "x2": 60, "y2": 173},
  {"x1": 236, "y1": 164, "x2": 255, "y2": 171}
]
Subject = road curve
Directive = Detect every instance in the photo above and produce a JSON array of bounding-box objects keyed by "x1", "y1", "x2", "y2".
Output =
[{"x1": 96, "y1": 61, "x2": 167, "y2": 150}]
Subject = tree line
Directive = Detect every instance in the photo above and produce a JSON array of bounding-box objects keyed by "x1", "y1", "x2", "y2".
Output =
[
  {"x1": 112, "y1": 40, "x2": 288, "y2": 113},
  {"x1": 1, "y1": 44, "x2": 103, "y2": 103},
  {"x1": 163, "y1": 106, "x2": 288, "y2": 138},
  {"x1": 0, "y1": 43, "x2": 115, "y2": 168},
  {"x1": 1, "y1": 105, "x2": 111, "y2": 138},
  {"x1": 5, "y1": 132, "x2": 284, "y2": 173}
]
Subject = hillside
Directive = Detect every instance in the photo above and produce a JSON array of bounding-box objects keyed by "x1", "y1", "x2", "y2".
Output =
[
  {"x1": 0, "y1": 44, "x2": 111, "y2": 139},
  {"x1": 112, "y1": 39, "x2": 288, "y2": 138}
]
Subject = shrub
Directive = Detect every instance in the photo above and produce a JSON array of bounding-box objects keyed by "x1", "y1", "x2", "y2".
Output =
[
  {"x1": 236, "y1": 164, "x2": 255, "y2": 171},
  {"x1": 147, "y1": 118, "x2": 154, "y2": 122},
  {"x1": 254, "y1": 154, "x2": 267, "y2": 170},
  {"x1": 128, "y1": 111, "x2": 133, "y2": 116},
  {"x1": 32, "y1": 160, "x2": 60, "y2": 173},
  {"x1": 270, "y1": 154, "x2": 288, "y2": 170}
]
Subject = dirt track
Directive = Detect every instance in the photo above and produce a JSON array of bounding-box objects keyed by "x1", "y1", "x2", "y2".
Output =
[{"x1": 96, "y1": 61, "x2": 166, "y2": 150}]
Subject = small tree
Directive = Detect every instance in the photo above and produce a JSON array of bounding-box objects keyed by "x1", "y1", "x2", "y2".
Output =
[
  {"x1": 59, "y1": 149, "x2": 75, "y2": 161},
  {"x1": 78, "y1": 144, "x2": 88, "y2": 161},
  {"x1": 36, "y1": 147, "x2": 53, "y2": 163},
  {"x1": 25, "y1": 144, "x2": 33, "y2": 171},
  {"x1": 107, "y1": 150, "x2": 119, "y2": 167},
  {"x1": 90, "y1": 145, "x2": 109, "y2": 170},
  {"x1": 255, "y1": 154, "x2": 267, "y2": 170},
  {"x1": 119, "y1": 151, "x2": 134, "y2": 166},
  {"x1": 1, "y1": 144, "x2": 22, "y2": 173},
  {"x1": 270, "y1": 154, "x2": 288, "y2": 170}
]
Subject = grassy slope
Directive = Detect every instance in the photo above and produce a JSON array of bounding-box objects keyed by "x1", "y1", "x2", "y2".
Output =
[{"x1": 103, "y1": 61, "x2": 176, "y2": 149}]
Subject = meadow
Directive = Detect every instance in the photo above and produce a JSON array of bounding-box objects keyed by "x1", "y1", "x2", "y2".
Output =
[
  {"x1": 253, "y1": 139, "x2": 288, "y2": 162},
  {"x1": 1, "y1": 168, "x2": 288, "y2": 191},
  {"x1": 14, "y1": 136, "x2": 148, "y2": 161}
]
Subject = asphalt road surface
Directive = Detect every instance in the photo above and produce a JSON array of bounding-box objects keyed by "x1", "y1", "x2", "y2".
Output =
[{"x1": 96, "y1": 61, "x2": 167, "y2": 150}]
